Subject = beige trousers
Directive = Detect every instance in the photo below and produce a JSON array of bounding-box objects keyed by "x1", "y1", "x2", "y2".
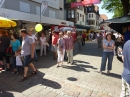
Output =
[{"x1": 66, "y1": 49, "x2": 73, "y2": 63}]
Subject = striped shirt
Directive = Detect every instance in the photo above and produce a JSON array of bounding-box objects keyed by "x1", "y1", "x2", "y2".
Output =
[{"x1": 64, "y1": 36, "x2": 74, "y2": 50}]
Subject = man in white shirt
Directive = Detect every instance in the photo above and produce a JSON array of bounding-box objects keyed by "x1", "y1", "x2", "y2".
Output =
[{"x1": 28, "y1": 30, "x2": 38, "y2": 61}]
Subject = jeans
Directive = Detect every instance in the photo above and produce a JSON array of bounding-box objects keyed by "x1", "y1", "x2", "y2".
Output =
[
  {"x1": 34, "y1": 50, "x2": 38, "y2": 60},
  {"x1": 100, "y1": 52, "x2": 114, "y2": 71},
  {"x1": 82, "y1": 38, "x2": 85, "y2": 46},
  {"x1": 78, "y1": 42, "x2": 81, "y2": 50}
]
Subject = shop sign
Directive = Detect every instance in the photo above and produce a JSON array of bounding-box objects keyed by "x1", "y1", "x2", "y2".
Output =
[
  {"x1": 0, "y1": 13, "x2": 9, "y2": 18},
  {"x1": 41, "y1": 1, "x2": 48, "y2": 16}
]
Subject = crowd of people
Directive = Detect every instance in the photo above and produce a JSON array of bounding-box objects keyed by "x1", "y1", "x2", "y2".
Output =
[
  {"x1": 0, "y1": 29, "x2": 87, "y2": 82},
  {"x1": 1, "y1": 25, "x2": 130, "y2": 96}
]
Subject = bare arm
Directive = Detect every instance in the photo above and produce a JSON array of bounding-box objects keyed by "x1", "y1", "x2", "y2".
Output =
[
  {"x1": 103, "y1": 43, "x2": 114, "y2": 50},
  {"x1": 122, "y1": 55, "x2": 124, "y2": 62},
  {"x1": 31, "y1": 44, "x2": 35, "y2": 58}
]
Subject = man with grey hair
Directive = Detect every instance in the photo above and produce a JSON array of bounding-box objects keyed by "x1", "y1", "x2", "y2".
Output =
[{"x1": 64, "y1": 31, "x2": 74, "y2": 65}]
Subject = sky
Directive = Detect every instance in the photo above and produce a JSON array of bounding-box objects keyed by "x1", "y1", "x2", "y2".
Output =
[{"x1": 97, "y1": 2, "x2": 114, "y2": 19}]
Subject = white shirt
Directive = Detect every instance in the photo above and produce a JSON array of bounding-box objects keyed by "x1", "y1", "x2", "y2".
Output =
[
  {"x1": 30, "y1": 35, "x2": 37, "y2": 43},
  {"x1": 40, "y1": 37, "x2": 46, "y2": 45}
]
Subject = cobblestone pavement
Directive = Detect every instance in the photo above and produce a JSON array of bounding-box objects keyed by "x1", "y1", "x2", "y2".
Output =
[{"x1": 0, "y1": 42, "x2": 123, "y2": 97}]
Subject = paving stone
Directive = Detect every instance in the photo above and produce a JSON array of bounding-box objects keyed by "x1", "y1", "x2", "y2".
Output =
[
  {"x1": 45, "y1": 91, "x2": 58, "y2": 97},
  {"x1": 28, "y1": 91, "x2": 40, "y2": 97}
]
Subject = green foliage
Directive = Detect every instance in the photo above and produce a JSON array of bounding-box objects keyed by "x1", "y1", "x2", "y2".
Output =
[
  {"x1": 101, "y1": 0, "x2": 124, "y2": 18},
  {"x1": 66, "y1": 0, "x2": 76, "y2": 3}
]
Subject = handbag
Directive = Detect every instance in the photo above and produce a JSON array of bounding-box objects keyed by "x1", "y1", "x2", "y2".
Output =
[
  {"x1": 6, "y1": 47, "x2": 12, "y2": 57},
  {"x1": 16, "y1": 55, "x2": 23, "y2": 66}
]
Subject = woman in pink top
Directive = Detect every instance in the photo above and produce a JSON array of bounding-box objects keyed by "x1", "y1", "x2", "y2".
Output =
[
  {"x1": 57, "y1": 33, "x2": 65, "y2": 67},
  {"x1": 40, "y1": 33, "x2": 47, "y2": 57}
]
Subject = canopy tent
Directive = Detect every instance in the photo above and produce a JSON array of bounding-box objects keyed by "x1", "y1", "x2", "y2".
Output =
[{"x1": 101, "y1": 15, "x2": 130, "y2": 34}]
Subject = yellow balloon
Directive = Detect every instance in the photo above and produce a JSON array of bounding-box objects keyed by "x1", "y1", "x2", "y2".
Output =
[{"x1": 35, "y1": 24, "x2": 43, "y2": 32}]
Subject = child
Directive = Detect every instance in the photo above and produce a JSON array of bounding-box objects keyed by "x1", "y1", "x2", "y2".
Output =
[{"x1": 15, "y1": 51, "x2": 23, "y2": 74}]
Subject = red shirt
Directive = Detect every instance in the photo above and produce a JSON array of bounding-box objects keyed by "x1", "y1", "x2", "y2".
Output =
[
  {"x1": 71, "y1": 33, "x2": 76, "y2": 41},
  {"x1": 52, "y1": 34, "x2": 58, "y2": 46},
  {"x1": 82, "y1": 33, "x2": 86, "y2": 39}
]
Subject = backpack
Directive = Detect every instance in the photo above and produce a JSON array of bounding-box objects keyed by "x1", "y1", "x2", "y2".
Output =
[{"x1": 6, "y1": 47, "x2": 12, "y2": 57}]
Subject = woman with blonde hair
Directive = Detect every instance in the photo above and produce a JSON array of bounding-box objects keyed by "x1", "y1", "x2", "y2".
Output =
[{"x1": 57, "y1": 32, "x2": 65, "y2": 67}]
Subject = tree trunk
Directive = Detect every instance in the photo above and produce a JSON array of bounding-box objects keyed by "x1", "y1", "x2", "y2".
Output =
[{"x1": 121, "y1": 0, "x2": 130, "y2": 15}]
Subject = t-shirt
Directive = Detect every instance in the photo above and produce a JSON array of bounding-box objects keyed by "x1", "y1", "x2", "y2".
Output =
[
  {"x1": 124, "y1": 31, "x2": 130, "y2": 42},
  {"x1": 0, "y1": 35, "x2": 10, "y2": 52},
  {"x1": 122, "y1": 40, "x2": 130, "y2": 84},
  {"x1": 103, "y1": 39, "x2": 115, "y2": 52},
  {"x1": 82, "y1": 34, "x2": 86, "y2": 39},
  {"x1": 97, "y1": 35, "x2": 102, "y2": 41},
  {"x1": 30, "y1": 35, "x2": 37, "y2": 43},
  {"x1": 40, "y1": 37, "x2": 46, "y2": 45},
  {"x1": 57, "y1": 38, "x2": 65, "y2": 50},
  {"x1": 21, "y1": 36, "x2": 33, "y2": 56},
  {"x1": 11, "y1": 39, "x2": 21, "y2": 52},
  {"x1": 52, "y1": 34, "x2": 58, "y2": 46},
  {"x1": 77, "y1": 35, "x2": 82, "y2": 42}
]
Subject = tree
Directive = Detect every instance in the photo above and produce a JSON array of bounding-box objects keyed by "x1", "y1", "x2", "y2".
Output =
[{"x1": 101, "y1": 0, "x2": 130, "y2": 18}]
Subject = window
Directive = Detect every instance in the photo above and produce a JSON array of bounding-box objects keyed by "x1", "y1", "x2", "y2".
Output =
[
  {"x1": 89, "y1": 8, "x2": 91, "y2": 11},
  {"x1": 36, "y1": 6, "x2": 40, "y2": 15},
  {"x1": 68, "y1": 10, "x2": 75, "y2": 18},
  {"x1": 71, "y1": 10, "x2": 74, "y2": 18},
  {"x1": 80, "y1": 14, "x2": 81, "y2": 17},
  {"x1": 20, "y1": 1, "x2": 30, "y2": 13},
  {"x1": 92, "y1": 14, "x2": 93, "y2": 18},
  {"x1": 88, "y1": 20, "x2": 95, "y2": 25},
  {"x1": 82, "y1": 15, "x2": 84, "y2": 22},
  {"x1": 77, "y1": 12, "x2": 79, "y2": 21},
  {"x1": 49, "y1": 10, "x2": 56, "y2": 18},
  {"x1": 89, "y1": 14, "x2": 91, "y2": 18},
  {"x1": 68, "y1": 10, "x2": 71, "y2": 18}
]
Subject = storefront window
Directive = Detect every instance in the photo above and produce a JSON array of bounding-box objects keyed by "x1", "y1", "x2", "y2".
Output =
[
  {"x1": 68, "y1": 10, "x2": 71, "y2": 18},
  {"x1": 36, "y1": 6, "x2": 40, "y2": 15},
  {"x1": 71, "y1": 10, "x2": 74, "y2": 18},
  {"x1": 20, "y1": 1, "x2": 30, "y2": 13},
  {"x1": 82, "y1": 15, "x2": 84, "y2": 22}
]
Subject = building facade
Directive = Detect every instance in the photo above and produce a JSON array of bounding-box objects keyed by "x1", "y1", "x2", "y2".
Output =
[
  {"x1": 86, "y1": 5, "x2": 100, "y2": 30},
  {"x1": 64, "y1": 0, "x2": 89, "y2": 31},
  {"x1": 0, "y1": 0, "x2": 74, "y2": 31}
]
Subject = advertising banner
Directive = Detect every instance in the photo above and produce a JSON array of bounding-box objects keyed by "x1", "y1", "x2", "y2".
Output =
[
  {"x1": 41, "y1": 1, "x2": 48, "y2": 16},
  {"x1": 0, "y1": 0, "x2": 5, "y2": 7},
  {"x1": 71, "y1": 0, "x2": 100, "y2": 8}
]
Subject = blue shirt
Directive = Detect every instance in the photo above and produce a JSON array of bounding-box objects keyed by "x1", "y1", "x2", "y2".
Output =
[
  {"x1": 122, "y1": 40, "x2": 130, "y2": 84},
  {"x1": 103, "y1": 39, "x2": 115, "y2": 52},
  {"x1": 11, "y1": 39, "x2": 20, "y2": 52},
  {"x1": 124, "y1": 31, "x2": 130, "y2": 42}
]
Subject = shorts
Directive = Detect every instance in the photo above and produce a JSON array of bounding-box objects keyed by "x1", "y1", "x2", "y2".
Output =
[
  {"x1": 0, "y1": 51, "x2": 10, "y2": 64},
  {"x1": 23, "y1": 55, "x2": 32, "y2": 67},
  {"x1": 51, "y1": 45, "x2": 57, "y2": 52}
]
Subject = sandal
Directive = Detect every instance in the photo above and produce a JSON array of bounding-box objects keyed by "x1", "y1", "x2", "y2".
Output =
[
  {"x1": 19, "y1": 77, "x2": 27, "y2": 82},
  {"x1": 30, "y1": 71, "x2": 37, "y2": 76},
  {"x1": 12, "y1": 71, "x2": 17, "y2": 74}
]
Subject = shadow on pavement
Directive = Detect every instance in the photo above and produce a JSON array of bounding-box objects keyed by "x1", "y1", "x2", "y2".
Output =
[
  {"x1": 103, "y1": 73, "x2": 121, "y2": 79},
  {"x1": 0, "y1": 91, "x2": 14, "y2": 97},
  {"x1": 67, "y1": 77, "x2": 77, "y2": 81},
  {"x1": 95, "y1": 71, "x2": 121, "y2": 79},
  {"x1": 0, "y1": 70, "x2": 61, "y2": 94},
  {"x1": 73, "y1": 60, "x2": 90, "y2": 64},
  {"x1": 62, "y1": 65, "x2": 90, "y2": 72}
]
